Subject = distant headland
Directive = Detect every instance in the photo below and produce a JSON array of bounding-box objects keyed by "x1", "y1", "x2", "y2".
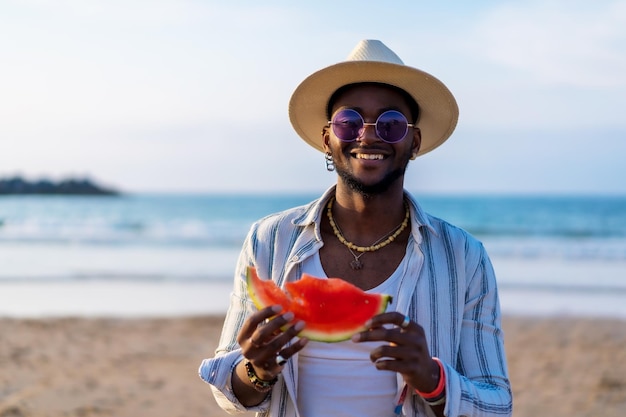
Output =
[{"x1": 0, "y1": 176, "x2": 120, "y2": 196}]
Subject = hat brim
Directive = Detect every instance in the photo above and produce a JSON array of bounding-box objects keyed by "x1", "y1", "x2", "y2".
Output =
[{"x1": 289, "y1": 61, "x2": 459, "y2": 156}]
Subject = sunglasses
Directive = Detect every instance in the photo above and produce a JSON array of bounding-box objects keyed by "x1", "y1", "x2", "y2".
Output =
[{"x1": 328, "y1": 109, "x2": 414, "y2": 144}]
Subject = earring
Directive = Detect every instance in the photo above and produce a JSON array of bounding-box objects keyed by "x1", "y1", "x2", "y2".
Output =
[{"x1": 325, "y1": 152, "x2": 335, "y2": 171}]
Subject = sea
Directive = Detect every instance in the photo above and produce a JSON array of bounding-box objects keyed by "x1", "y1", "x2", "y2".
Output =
[{"x1": 0, "y1": 192, "x2": 625, "y2": 319}]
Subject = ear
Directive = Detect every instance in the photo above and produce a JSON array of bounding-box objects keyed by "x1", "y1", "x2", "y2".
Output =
[
  {"x1": 410, "y1": 127, "x2": 422, "y2": 160},
  {"x1": 322, "y1": 126, "x2": 331, "y2": 152}
]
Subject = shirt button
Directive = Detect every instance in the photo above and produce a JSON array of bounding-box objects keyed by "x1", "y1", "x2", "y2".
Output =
[{"x1": 291, "y1": 255, "x2": 299, "y2": 262}]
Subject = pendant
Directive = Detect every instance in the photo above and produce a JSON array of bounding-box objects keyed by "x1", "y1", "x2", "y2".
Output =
[{"x1": 350, "y1": 259, "x2": 363, "y2": 270}]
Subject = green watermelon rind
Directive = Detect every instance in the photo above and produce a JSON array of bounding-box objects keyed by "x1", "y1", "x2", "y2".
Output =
[{"x1": 246, "y1": 267, "x2": 392, "y2": 343}]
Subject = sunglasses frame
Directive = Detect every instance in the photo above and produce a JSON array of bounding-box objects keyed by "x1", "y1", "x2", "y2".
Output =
[{"x1": 328, "y1": 108, "x2": 415, "y2": 144}]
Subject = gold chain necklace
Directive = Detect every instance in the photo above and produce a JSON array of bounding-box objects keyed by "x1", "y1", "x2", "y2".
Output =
[{"x1": 326, "y1": 197, "x2": 410, "y2": 270}]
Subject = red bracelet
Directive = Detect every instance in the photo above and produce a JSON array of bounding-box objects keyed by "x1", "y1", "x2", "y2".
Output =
[{"x1": 415, "y1": 357, "x2": 445, "y2": 399}]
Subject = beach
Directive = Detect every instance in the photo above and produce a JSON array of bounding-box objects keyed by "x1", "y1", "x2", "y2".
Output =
[
  {"x1": 1, "y1": 314, "x2": 625, "y2": 417},
  {"x1": 1, "y1": 194, "x2": 625, "y2": 416}
]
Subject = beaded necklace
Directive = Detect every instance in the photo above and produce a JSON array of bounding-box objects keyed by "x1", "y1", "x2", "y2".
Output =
[{"x1": 326, "y1": 197, "x2": 410, "y2": 270}]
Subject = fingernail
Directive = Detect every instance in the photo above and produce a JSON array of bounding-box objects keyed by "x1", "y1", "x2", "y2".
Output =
[
  {"x1": 294, "y1": 321, "x2": 305, "y2": 331},
  {"x1": 271, "y1": 305, "x2": 283, "y2": 313},
  {"x1": 282, "y1": 312, "x2": 295, "y2": 321},
  {"x1": 351, "y1": 333, "x2": 361, "y2": 342}
]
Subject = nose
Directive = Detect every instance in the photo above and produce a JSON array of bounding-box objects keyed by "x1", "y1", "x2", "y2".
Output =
[{"x1": 357, "y1": 122, "x2": 379, "y2": 143}]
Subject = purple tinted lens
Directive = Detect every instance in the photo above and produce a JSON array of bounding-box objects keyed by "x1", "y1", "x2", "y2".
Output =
[
  {"x1": 331, "y1": 109, "x2": 363, "y2": 141},
  {"x1": 330, "y1": 109, "x2": 409, "y2": 143},
  {"x1": 376, "y1": 110, "x2": 409, "y2": 143}
]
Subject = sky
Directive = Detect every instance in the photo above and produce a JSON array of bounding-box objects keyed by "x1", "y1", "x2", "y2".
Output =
[{"x1": 1, "y1": 0, "x2": 625, "y2": 195}]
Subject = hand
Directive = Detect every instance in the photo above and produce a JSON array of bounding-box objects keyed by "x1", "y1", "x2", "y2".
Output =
[
  {"x1": 351, "y1": 312, "x2": 440, "y2": 393},
  {"x1": 237, "y1": 305, "x2": 308, "y2": 381}
]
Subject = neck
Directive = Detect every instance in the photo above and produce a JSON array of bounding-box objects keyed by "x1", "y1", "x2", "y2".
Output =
[
  {"x1": 327, "y1": 196, "x2": 410, "y2": 252},
  {"x1": 334, "y1": 183, "x2": 405, "y2": 213},
  {"x1": 329, "y1": 186, "x2": 408, "y2": 244}
]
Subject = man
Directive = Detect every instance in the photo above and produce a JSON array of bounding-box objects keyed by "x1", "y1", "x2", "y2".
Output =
[{"x1": 199, "y1": 39, "x2": 512, "y2": 417}]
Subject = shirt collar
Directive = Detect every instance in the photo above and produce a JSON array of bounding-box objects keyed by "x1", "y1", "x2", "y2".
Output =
[{"x1": 292, "y1": 186, "x2": 438, "y2": 239}]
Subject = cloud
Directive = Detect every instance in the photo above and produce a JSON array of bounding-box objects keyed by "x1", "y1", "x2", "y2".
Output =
[
  {"x1": 1, "y1": 0, "x2": 625, "y2": 193},
  {"x1": 8, "y1": 0, "x2": 217, "y2": 25},
  {"x1": 430, "y1": 1, "x2": 626, "y2": 131},
  {"x1": 474, "y1": 0, "x2": 626, "y2": 88}
]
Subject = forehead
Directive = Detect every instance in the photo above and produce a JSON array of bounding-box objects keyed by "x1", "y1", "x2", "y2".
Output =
[{"x1": 329, "y1": 84, "x2": 413, "y2": 115}]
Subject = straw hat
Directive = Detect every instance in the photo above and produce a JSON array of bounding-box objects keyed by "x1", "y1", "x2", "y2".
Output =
[{"x1": 288, "y1": 39, "x2": 459, "y2": 156}]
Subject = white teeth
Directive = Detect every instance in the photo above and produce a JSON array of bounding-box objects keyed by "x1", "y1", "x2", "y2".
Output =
[{"x1": 356, "y1": 153, "x2": 384, "y2": 160}]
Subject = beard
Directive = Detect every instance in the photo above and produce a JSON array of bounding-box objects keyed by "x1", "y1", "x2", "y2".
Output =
[{"x1": 335, "y1": 153, "x2": 411, "y2": 197}]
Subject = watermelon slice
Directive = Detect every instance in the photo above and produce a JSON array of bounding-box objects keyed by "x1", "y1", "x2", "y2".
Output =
[{"x1": 246, "y1": 266, "x2": 392, "y2": 342}]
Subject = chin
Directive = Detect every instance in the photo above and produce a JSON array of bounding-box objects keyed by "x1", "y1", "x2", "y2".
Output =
[{"x1": 338, "y1": 168, "x2": 406, "y2": 197}]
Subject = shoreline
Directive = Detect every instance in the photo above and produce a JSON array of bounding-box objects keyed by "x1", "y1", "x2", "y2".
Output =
[
  {"x1": 2, "y1": 278, "x2": 626, "y2": 319},
  {"x1": 2, "y1": 252, "x2": 626, "y2": 319},
  {"x1": 1, "y1": 314, "x2": 625, "y2": 417}
]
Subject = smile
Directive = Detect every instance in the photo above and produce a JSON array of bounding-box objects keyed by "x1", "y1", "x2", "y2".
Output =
[{"x1": 354, "y1": 153, "x2": 385, "y2": 160}]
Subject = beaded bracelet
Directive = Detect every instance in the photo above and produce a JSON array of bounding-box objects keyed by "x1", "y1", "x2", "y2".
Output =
[
  {"x1": 244, "y1": 360, "x2": 278, "y2": 393},
  {"x1": 415, "y1": 357, "x2": 446, "y2": 403},
  {"x1": 424, "y1": 394, "x2": 446, "y2": 406}
]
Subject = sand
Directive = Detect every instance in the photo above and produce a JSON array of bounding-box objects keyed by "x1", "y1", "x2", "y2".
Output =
[{"x1": 1, "y1": 315, "x2": 625, "y2": 417}]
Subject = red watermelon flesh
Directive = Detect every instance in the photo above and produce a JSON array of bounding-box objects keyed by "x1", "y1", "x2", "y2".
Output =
[{"x1": 246, "y1": 266, "x2": 392, "y2": 342}]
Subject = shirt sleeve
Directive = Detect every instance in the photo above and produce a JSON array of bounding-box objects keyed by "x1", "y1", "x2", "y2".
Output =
[
  {"x1": 444, "y1": 244, "x2": 513, "y2": 417},
  {"x1": 197, "y1": 226, "x2": 273, "y2": 414}
]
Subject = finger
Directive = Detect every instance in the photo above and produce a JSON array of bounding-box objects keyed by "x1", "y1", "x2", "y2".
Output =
[
  {"x1": 254, "y1": 312, "x2": 294, "y2": 349},
  {"x1": 370, "y1": 343, "x2": 427, "y2": 363},
  {"x1": 263, "y1": 319, "x2": 305, "y2": 353},
  {"x1": 237, "y1": 305, "x2": 282, "y2": 346},
  {"x1": 366, "y1": 312, "x2": 410, "y2": 329},
  {"x1": 246, "y1": 315, "x2": 304, "y2": 370},
  {"x1": 279, "y1": 335, "x2": 309, "y2": 359},
  {"x1": 260, "y1": 311, "x2": 295, "y2": 335},
  {"x1": 271, "y1": 333, "x2": 309, "y2": 369},
  {"x1": 354, "y1": 313, "x2": 423, "y2": 343},
  {"x1": 372, "y1": 357, "x2": 415, "y2": 373},
  {"x1": 353, "y1": 326, "x2": 406, "y2": 344},
  {"x1": 253, "y1": 321, "x2": 307, "y2": 376}
]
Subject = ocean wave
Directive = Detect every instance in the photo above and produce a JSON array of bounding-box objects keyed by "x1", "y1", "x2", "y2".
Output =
[
  {"x1": 499, "y1": 281, "x2": 626, "y2": 294},
  {"x1": 2, "y1": 231, "x2": 626, "y2": 262},
  {"x1": 3, "y1": 269, "x2": 624, "y2": 300},
  {"x1": 1, "y1": 193, "x2": 625, "y2": 255},
  {"x1": 0, "y1": 235, "x2": 244, "y2": 248},
  {"x1": 2, "y1": 218, "x2": 625, "y2": 247},
  {"x1": 0, "y1": 220, "x2": 248, "y2": 247},
  {"x1": 0, "y1": 272, "x2": 229, "y2": 284},
  {"x1": 1, "y1": 224, "x2": 625, "y2": 246},
  {"x1": 468, "y1": 226, "x2": 626, "y2": 238}
]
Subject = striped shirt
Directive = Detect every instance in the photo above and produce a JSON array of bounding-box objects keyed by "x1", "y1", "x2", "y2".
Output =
[{"x1": 199, "y1": 186, "x2": 513, "y2": 417}]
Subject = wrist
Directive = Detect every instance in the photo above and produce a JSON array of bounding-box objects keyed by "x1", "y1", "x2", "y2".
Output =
[
  {"x1": 415, "y1": 357, "x2": 446, "y2": 404},
  {"x1": 243, "y1": 360, "x2": 278, "y2": 393}
]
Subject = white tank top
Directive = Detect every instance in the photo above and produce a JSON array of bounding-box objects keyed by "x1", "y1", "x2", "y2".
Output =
[{"x1": 296, "y1": 252, "x2": 404, "y2": 417}]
